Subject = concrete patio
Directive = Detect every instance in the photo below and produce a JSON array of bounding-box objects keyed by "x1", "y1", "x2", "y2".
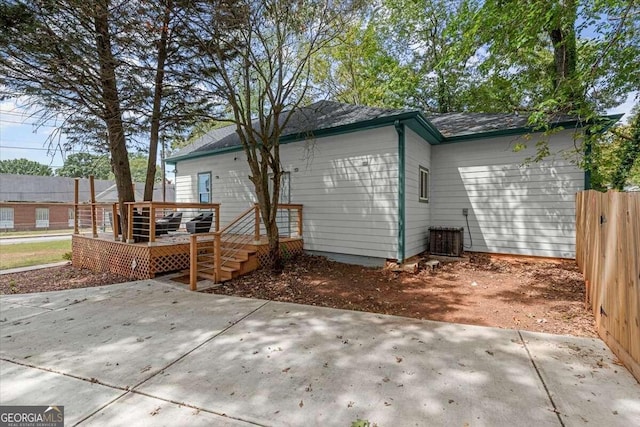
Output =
[{"x1": 0, "y1": 281, "x2": 638, "y2": 426}]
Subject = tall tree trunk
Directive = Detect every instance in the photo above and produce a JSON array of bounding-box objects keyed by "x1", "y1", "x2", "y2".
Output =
[
  {"x1": 94, "y1": 0, "x2": 134, "y2": 236},
  {"x1": 248, "y1": 144, "x2": 283, "y2": 273},
  {"x1": 549, "y1": 0, "x2": 579, "y2": 108},
  {"x1": 144, "y1": 0, "x2": 172, "y2": 201}
]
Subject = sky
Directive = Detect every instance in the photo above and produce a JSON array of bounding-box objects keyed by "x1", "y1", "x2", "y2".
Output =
[{"x1": 0, "y1": 98, "x2": 177, "y2": 182}]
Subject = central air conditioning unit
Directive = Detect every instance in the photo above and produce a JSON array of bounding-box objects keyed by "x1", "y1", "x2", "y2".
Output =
[{"x1": 428, "y1": 227, "x2": 464, "y2": 257}]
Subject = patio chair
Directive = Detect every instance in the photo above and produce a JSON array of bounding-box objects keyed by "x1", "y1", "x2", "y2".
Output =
[
  {"x1": 155, "y1": 212, "x2": 183, "y2": 236},
  {"x1": 132, "y1": 212, "x2": 149, "y2": 243},
  {"x1": 186, "y1": 212, "x2": 214, "y2": 234}
]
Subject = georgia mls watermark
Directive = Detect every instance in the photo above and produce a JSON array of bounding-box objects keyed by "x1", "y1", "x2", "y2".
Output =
[{"x1": 0, "y1": 406, "x2": 64, "y2": 427}]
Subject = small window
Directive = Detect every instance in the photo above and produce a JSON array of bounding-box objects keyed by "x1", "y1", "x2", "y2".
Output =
[
  {"x1": 0, "y1": 207, "x2": 14, "y2": 229},
  {"x1": 68, "y1": 208, "x2": 75, "y2": 227},
  {"x1": 419, "y1": 166, "x2": 429, "y2": 203},
  {"x1": 36, "y1": 208, "x2": 49, "y2": 228},
  {"x1": 198, "y1": 172, "x2": 211, "y2": 203}
]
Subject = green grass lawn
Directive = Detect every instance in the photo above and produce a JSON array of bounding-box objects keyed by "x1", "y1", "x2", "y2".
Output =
[{"x1": 0, "y1": 240, "x2": 71, "y2": 270}]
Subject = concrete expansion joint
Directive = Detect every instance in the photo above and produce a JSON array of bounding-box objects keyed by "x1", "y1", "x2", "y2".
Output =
[
  {"x1": 1, "y1": 300, "x2": 56, "y2": 311},
  {"x1": 81, "y1": 300, "x2": 272, "y2": 427},
  {"x1": 126, "y1": 389, "x2": 268, "y2": 427},
  {"x1": 1, "y1": 299, "x2": 272, "y2": 427},
  {"x1": 0, "y1": 357, "x2": 126, "y2": 392},
  {"x1": 517, "y1": 330, "x2": 566, "y2": 427}
]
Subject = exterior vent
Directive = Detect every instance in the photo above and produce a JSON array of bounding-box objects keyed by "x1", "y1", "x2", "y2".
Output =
[{"x1": 428, "y1": 227, "x2": 464, "y2": 257}]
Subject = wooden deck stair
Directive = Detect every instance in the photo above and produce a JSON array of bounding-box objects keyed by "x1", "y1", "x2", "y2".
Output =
[
  {"x1": 189, "y1": 204, "x2": 303, "y2": 290},
  {"x1": 195, "y1": 245, "x2": 259, "y2": 282}
]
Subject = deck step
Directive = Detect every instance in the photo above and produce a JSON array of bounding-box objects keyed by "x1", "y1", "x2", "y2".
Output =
[
  {"x1": 191, "y1": 237, "x2": 264, "y2": 286},
  {"x1": 220, "y1": 247, "x2": 256, "y2": 257}
]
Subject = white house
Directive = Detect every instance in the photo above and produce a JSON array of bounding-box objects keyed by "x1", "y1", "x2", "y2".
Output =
[{"x1": 166, "y1": 101, "x2": 619, "y2": 265}]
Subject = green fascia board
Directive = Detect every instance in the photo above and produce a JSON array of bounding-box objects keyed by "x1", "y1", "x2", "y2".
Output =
[
  {"x1": 165, "y1": 144, "x2": 244, "y2": 164},
  {"x1": 394, "y1": 120, "x2": 406, "y2": 263},
  {"x1": 439, "y1": 114, "x2": 624, "y2": 144},
  {"x1": 165, "y1": 113, "x2": 623, "y2": 164},
  {"x1": 165, "y1": 110, "x2": 441, "y2": 164}
]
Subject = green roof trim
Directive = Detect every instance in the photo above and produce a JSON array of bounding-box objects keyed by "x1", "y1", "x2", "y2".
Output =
[
  {"x1": 166, "y1": 110, "x2": 440, "y2": 164},
  {"x1": 165, "y1": 112, "x2": 623, "y2": 165},
  {"x1": 395, "y1": 120, "x2": 406, "y2": 263}
]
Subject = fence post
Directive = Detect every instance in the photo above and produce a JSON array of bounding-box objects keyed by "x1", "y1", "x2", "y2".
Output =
[
  {"x1": 254, "y1": 203, "x2": 260, "y2": 241},
  {"x1": 190, "y1": 234, "x2": 198, "y2": 291},
  {"x1": 89, "y1": 175, "x2": 97, "y2": 237},
  {"x1": 127, "y1": 203, "x2": 134, "y2": 243},
  {"x1": 215, "y1": 204, "x2": 220, "y2": 232},
  {"x1": 149, "y1": 203, "x2": 156, "y2": 243},
  {"x1": 297, "y1": 206, "x2": 303, "y2": 237},
  {"x1": 73, "y1": 178, "x2": 79, "y2": 234},
  {"x1": 214, "y1": 232, "x2": 222, "y2": 283},
  {"x1": 112, "y1": 203, "x2": 119, "y2": 240}
]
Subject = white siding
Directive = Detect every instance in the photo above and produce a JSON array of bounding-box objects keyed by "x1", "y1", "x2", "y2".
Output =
[
  {"x1": 430, "y1": 130, "x2": 584, "y2": 258},
  {"x1": 404, "y1": 128, "x2": 431, "y2": 258},
  {"x1": 175, "y1": 127, "x2": 399, "y2": 259}
]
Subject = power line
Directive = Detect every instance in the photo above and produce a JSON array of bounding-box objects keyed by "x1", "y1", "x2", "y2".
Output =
[
  {"x1": 0, "y1": 145, "x2": 67, "y2": 152},
  {"x1": 0, "y1": 110, "x2": 49, "y2": 118},
  {"x1": 0, "y1": 119, "x2": 58, "y2": 127}
]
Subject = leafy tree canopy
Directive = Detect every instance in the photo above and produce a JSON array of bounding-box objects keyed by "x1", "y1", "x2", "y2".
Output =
[
  {"x1": 56, "y1": 153, "x2": 111, "y2": 179},
  {"x1": 125, "y1": 153, "x2": 162, "y2": 184},
  {"x1": 0, "y1": 158, "x2": 52, "y2": 176},
  {"x1": 312, "y1": 17, "x2": 419, "y2": 109},
  {"x1": 591, "y1": 106, "x2": 640, "y2": 191}
]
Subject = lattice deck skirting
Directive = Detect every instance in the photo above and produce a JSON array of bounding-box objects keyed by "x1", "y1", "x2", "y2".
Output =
[
  {"x1": 254, "y1": 239, "x2": 304, "y2": 267},
  {"x1": 72, "y1": 235, "x2": 304, "y2": 280}
]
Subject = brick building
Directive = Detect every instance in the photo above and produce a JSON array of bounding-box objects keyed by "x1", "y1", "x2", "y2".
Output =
[{"x1": 0, "y1": 174, "x2": 174, "y2": 232}]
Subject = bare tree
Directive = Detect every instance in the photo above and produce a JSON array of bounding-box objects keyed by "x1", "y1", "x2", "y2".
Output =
[{"x1": 183, "y1": 0, "x2": 361, "y2": 271}]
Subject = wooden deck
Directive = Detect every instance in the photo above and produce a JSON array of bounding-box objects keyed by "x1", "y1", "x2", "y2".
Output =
[{"x1": 72, "y1": 233, "x2": 303, "y2": 280}]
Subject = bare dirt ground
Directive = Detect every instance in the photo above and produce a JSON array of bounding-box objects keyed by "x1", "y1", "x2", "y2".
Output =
[
  {"x1": 0, "y1": 254, "x2": 596, "y2": 337},
  {"x1": 205, "y1": 253, "x2": 596, "y2": 338}
]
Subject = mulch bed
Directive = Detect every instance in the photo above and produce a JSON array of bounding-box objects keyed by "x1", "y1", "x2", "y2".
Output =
[
  {"x1": 0, "y1": 254, "x2": 596, "y2": 338},
  {"x1": 204, "y1": 253, "x2": 596, "y2": 337}
]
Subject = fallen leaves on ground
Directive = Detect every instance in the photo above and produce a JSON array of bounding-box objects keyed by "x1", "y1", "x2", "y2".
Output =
[{"x1": 205, "y1": 253, "x2": 596, "y2": 337}]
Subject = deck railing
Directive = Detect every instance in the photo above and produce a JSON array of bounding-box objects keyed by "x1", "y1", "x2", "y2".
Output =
[
  {"x1": 122, "y1": 201, "x2": 220, "y2": 243},
  {"x1": 72, "y1": 176, "x2": 222, "y2": 243},
  {"x1": 74, "y1": 202, "x2": 116, "y2": 237},
  {"x1": 189, "y1": 203, "x2": 303, "y2": 289},
  {"x1": 74, "y1": 201, "x2": 221, "y2": 243}
]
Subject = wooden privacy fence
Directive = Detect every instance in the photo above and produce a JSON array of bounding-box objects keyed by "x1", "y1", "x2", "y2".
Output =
[{"x1": 576, "y1": 190, "x2": 640, "y2": 382}]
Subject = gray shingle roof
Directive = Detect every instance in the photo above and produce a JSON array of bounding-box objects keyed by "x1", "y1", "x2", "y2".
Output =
[
  {"x1": 427, "y1": 112, "x2": 578, "y2": 137},
  {"x1": 0, "y1": 174, "x2": 175, "y2": 203},
  {"x1": 170, "y1": 124, "x2": 238, "y2": 159},
  {"x1": 168, "y1": 101, "x2": 414, "y2": 160},
  {"x1": 167, "y1": 101, "x2": 589, "y2": 160}
]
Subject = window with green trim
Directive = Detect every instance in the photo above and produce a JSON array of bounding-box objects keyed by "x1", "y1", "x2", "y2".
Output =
[
  {"x1": 197, "y1": 172, "x2": 211, "y2": 203},
  {"x1": 419, "y1": 166, "x2": 429, "y2": 203}
]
